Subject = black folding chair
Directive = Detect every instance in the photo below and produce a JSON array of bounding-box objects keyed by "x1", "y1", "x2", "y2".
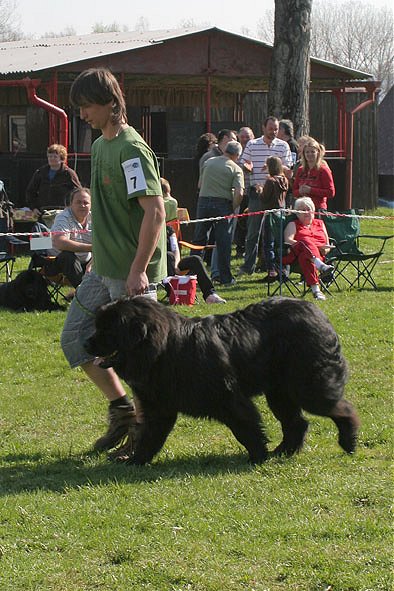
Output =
[
  {"x1": 323, "y1": 210, "x2": 393, "y2": 291},
  {"x1": 0, "y1": 180, "x2": 28, "y2": 282},
  {"x1": 29, "y1": 252, "x2": 74, "y2": 305}
]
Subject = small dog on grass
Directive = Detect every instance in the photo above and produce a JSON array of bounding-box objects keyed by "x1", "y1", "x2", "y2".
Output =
[
  {"x1": 0, "y1": 269, "x2": 61, "y2": 311},
  {"x1": 85, "y1": 296, "x2": 360, "y2": 465}
]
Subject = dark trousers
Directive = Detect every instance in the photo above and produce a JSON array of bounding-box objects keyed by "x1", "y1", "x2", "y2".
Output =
[
  {"x1": 233, "y1": 190, "x2": 249, "y2": 254},
  {"x1": 167, "y1": 253, "x2": 215, "y2": 300},
  {"x1": 43, "y1": 251, "x2": 88, "y2": 288},
  {"x1": 193, "y1": 197, "x2": 234, "y2": 284}
]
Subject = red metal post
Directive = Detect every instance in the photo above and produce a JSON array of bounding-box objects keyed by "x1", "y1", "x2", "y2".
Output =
[{"x1": 0, "y1": 77, "x2": 68, "y2": 149}]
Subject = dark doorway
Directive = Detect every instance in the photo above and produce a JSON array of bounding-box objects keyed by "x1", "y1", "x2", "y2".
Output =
[{"x1": 150, "y1": 112, "x2": 167, "y2": 157}]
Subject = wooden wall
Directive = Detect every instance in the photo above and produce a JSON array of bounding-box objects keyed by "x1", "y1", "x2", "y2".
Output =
[{"x1": 0, "y1": 92, "x2": 377, "y2": 213}]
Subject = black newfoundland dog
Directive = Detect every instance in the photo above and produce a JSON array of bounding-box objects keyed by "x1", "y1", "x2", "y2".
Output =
[
  {"x1": 85, "y1": 296, "x2": 360, "y2": 465},
  {"x1": 0, "y1": 269, "x2": 61, "y2": 311}
]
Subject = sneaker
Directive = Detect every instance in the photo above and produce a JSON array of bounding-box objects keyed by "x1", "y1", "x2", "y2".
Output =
[
  {"x1": 93, "y1": 403, "x2": 136, "y2": 451},
  {"x1": 206, "y1": 292, "x2": 227, "y2": 304},
  {"x1": 319, "y1": 262, "x2": 334, "y2": 274},
  {"x1": 259, "y1": 272, "x2": 278, "y2": 283},
  {"x1": 313, "y1": 290, "x2": 326, "y2": 301},
  {"x1": 222, "y1": 278, "x2": 236, "y2": 287},
  {"x1": 320, "y1": 268, "x2": 335, "y2": 285}
]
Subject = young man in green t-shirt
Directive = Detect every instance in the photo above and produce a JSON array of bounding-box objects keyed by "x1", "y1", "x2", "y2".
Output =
[{"x1": 61, "y1": 68, "x2": 166, "y2": 454}]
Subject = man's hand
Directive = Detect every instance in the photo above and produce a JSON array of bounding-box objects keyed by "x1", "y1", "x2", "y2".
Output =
[{"x1": 126, "y1": 269, "x2": 149, "y2": 296}]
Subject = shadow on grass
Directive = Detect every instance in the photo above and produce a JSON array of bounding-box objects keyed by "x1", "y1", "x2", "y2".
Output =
[{"x1": 0, "y1": 450, "x2": 264, "y2": 495}]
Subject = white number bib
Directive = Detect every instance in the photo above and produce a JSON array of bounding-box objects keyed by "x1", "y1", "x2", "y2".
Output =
[{"x1": 121, "y1": 158, "x2": 148, "y2": 194}]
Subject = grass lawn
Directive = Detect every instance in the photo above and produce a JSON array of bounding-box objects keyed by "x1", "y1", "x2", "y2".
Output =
[{"x1": 0, "y1": 209, "x2": 393, "y2": 591}]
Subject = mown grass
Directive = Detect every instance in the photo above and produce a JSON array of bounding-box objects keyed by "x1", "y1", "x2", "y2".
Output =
[{"x1": 0, "y1": 208, "x2": 393, "y2": 591}]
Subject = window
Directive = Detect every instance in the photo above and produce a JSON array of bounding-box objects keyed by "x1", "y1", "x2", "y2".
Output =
[{"x1": 9, "y1": 116, "x2": 27, "y2": 153}]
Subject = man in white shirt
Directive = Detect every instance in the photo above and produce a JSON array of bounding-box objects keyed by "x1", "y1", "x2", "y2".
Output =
[
  {"x1": 238, "y1": 116, "x2": 292, "y2": 276},
  {"x1": 43, "y1": 187, "x2": 92, "y2": 287}
]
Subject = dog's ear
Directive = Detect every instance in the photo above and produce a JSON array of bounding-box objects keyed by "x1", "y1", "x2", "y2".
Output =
[
  {"x1": 103, "y1": 304, "x2": 149, "y2": 349},
  {"x1": 119, "y1": 311, "x2": 148, "y2": 346}
]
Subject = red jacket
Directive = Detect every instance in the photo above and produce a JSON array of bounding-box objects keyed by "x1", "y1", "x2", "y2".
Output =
[{"x1": 293, "y1": 164, "x2": 335, "y2": 210}]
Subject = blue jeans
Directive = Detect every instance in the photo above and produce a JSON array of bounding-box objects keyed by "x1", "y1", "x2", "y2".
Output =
[
  {"x1": 241, "y1": 187, "x2": 264, "y2": 273},
  {"x1": 193, "y1": 197, "x2": 234, "y2": 284}
]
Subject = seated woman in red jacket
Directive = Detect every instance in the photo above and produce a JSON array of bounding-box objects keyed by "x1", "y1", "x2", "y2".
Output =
[
  {"x1": 292, "y1": 138, "x2": 335, "y2": 211},
  {"x1": 283, "y1": 197, "x2": 333, "y2": 301}
]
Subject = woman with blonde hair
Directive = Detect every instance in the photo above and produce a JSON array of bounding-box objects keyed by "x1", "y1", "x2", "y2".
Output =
[{"x1": 292, "y1": 137, "x2": 335, "y2": 211}]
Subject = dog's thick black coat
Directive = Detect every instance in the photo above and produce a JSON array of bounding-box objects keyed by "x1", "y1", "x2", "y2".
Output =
[
  {"x1": 0, "y1": 269, "x2": 61, "y2": 311},
  {"x1": 86, "y1": 296, "x2": 360, "y2": 465}
]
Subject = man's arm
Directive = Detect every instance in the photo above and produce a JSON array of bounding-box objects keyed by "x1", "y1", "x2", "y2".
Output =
[
  {"x1": 232, "y1": 187, "x2": 244, "y2": 210},
  {"x1": 127, "y1": 195, "x2": 165, "y2": 295},
  {"x1": 52, "y1": 232, "x2": 92, "y2": 253}
]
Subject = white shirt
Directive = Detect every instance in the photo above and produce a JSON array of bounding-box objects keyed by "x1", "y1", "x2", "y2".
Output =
[
  {"x1": 49, "y1": 207, "x2": 92, "y2": 263},
  {"x1": 241, "y1": 136, "x2": 292, "y2": 186}
]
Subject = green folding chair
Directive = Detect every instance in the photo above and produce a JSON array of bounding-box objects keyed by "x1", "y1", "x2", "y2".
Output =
[{"x1": 323, "y1": 210, "x2": 393, "y2": 290}]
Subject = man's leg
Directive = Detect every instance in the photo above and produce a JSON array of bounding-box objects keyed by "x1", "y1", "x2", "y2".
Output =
[
  {"x1": 178, "y1": 255, "x2": 215, "y2": 300},
  {"x1": 82, "y1": 361, "x2": 142, "y2": 451},
  {"x1": 60, "y1": 271, "x2": 136, "y2": 451},
  {"x1": 213, "y1": 200, "x2": 234, "y2": 285},
  {"x1": 240, "y1": 188, "x2": 263, "y2": 274},
  {"x1": 54, "y1": 251, "x2": 84, "y2": 288},
  {"x1": 191, "y1": 197, "x2": 212, "y2": 254}
]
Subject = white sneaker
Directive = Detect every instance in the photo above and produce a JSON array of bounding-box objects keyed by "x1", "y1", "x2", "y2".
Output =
[
  {"x1": 313, "y1": 290, "x2": 326, "y2": 301},
  {"x1": 206, "y1": 292, "x2": 227, "y2": 304}
]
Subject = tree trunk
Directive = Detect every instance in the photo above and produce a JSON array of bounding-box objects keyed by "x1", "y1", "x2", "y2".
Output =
[{"x1": 267, "y1": 0, "x2": 312, "y2": 137}]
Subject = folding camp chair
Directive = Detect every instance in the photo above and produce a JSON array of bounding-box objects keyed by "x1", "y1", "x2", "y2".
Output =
[
  {"x1": 0, "y1": 180, "x2": 28, "y2": 282},
  {"x1": 266, "y1": 210, "x2": 335, "y2": 298},
  {"x1": 29, "y1": 253, "x2": 73, "y2": 305},
  {"x1": 265, "y1": 211, "x2": 305, "y2": 297},
  {"x1": 323, "y1": 210, "x2": 393, "y2": 290}
]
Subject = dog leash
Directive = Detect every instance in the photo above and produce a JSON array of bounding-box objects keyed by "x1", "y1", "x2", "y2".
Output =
[{"x1": 74, "y1": 290, "x2": 96, "y2": 317}]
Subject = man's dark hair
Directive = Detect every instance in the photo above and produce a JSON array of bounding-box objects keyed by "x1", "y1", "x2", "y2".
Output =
[
  {"x1": 263, "y1": 116, "x2": 279, "y2": 127},
  {"x1": 279, "y1": 119, "x2": 295, "y2": 138},
  {"x1": 217, "y1": 129, "x2": 234, "y2": 142},
  {"x1": 70, "y1": 68, "x2": 127, "y2": 125}
]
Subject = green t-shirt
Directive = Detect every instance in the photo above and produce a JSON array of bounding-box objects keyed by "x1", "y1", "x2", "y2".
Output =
[
  {"x1": 91, "y1": 126, "x2": 166, "y2": 282},
  {"x1": 199, "y1": 156, "x2": 244, "y2": 200},
  {"x1": 164, "y1": 195, "x2": 178, "y2": 222}
]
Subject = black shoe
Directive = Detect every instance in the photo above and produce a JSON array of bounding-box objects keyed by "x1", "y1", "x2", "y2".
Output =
[
  {"x1": 258, "y1": 273, "x2": 278, "y2": 284},
  {"x1": 320, "y1": 269, "x2": 335, "y2": 285}
]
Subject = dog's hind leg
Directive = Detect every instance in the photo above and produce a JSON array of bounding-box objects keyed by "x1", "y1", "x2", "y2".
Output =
[
  {"x1": 213, "y1": 398, "x2": 269, "y2": 463},
  {"x1": 327, "y1": 399, "x2": 360, "y2": 454},
  {"x1": 265, "y1": 392, "x2": 309, "y2": 457}
]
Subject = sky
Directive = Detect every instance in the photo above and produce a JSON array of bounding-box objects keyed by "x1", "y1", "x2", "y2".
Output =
[{"x1": 14, "y1": 0, "x2": 393, "y2": 39}]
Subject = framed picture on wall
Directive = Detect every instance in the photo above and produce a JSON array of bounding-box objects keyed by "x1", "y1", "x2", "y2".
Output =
[{"x1": 9, "y1": 115, "x2": 27, "y2": 153}]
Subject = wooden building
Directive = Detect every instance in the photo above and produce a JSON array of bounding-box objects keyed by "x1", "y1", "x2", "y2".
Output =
[
  {"x1": 0, "y1": 27, "x2": 380, "y2": 216},
  {"x1": 378, "y1": 85, "x2": 394, "y2": 201}
]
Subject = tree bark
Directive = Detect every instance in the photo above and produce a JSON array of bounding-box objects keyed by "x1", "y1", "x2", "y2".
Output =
[{"x1": 267, "y1": 0, "x2": 312, "y2": 137}]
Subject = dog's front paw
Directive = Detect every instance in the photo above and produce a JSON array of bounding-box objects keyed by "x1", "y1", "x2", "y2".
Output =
[{"x1": 248, "y1": 450, "x2": 269, "y2": 464}]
